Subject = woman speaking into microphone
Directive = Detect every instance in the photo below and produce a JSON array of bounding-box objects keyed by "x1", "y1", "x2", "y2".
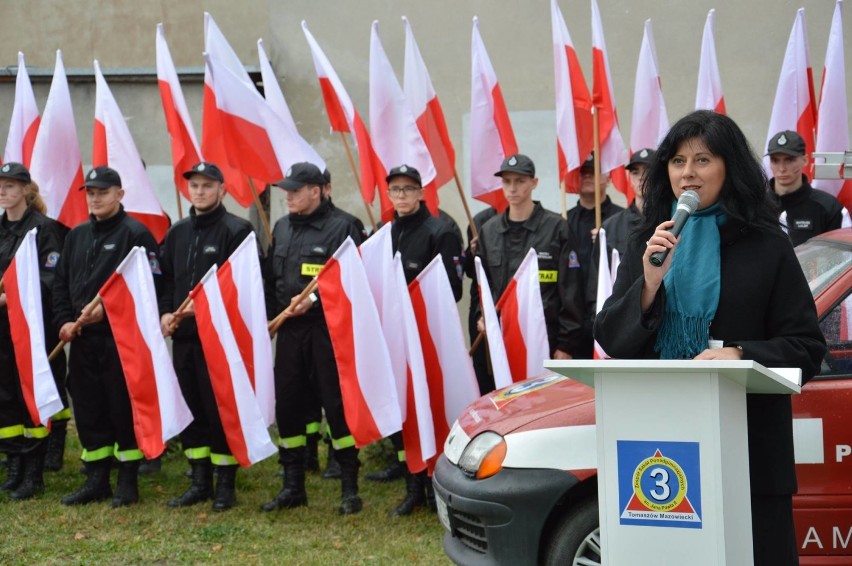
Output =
[{"x1": 594, "y1": 110, "x2": 825, "y2": 566}]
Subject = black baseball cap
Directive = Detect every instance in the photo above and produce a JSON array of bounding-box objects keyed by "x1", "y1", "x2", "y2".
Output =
[
  {"x1": 766, "y1": 130, "x2": 806, "y2": 157},
  {"x1": 323, "y1": 168, "x2": 332, "y2": 184},
  {"x1": 626, "y1": 148, "x2": 656, "y2": 171},
  {"x1": 494, "y1": 154, "x2": 535, "y2": 177},
  {"x1": 0, "y1": 162, "x2": 31, "y2": 184},
  {"x1": 81, "y1": 166, "x2": 122, "y2": 190},
  {"x1": 183, "y1": 161, "x2": 224, "y2": 182},
  {"x1": 274, "y1": 162, "x2": 326, "y2": 191},
  {"x1": 580, "y1": 152, "x2": 595, "y2": 173},
  {"x1": 386, "y1": 164, "x2": 422, "y2": 186}
]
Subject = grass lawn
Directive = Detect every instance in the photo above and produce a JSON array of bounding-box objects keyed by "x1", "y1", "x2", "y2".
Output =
[{"x1": 0, "y1": 428, "x2": 450, "y2": 565}]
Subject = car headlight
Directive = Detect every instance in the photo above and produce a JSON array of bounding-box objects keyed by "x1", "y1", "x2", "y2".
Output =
[{"x1": 457, "y1": 431, "x2": 507, "y2": 479}]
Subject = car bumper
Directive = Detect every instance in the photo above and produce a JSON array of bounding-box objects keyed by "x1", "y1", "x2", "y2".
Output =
[{"x1": 432, "y1": 454, "x2": 580, "y2": 566}]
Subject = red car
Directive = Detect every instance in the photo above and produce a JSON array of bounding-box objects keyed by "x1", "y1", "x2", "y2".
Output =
[{"x1": 433, "y1": 229, "x2": 852, "y2": 565}]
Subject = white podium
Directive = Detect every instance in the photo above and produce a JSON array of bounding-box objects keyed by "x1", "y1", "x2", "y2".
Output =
[{"x1": 543, "y1": 360, "x2": 801, "y2": 566}]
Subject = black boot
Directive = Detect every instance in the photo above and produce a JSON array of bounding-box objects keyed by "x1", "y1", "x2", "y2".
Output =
[
  {"x1": 10, "y1": 444, "x2": 46, "y2": 501},
  {"x1": 212, "y1": 465, "x2": 237, "y2": 512},
  {"x1": 0, "y1": 453, "x2": 23, "y2": 492},
  {"x1": 112, "y1": 461, "x2": 140, "y2": 508},
  {"x1": 61, "y1": 460, "x2": 112, "y2": 505},
  {"x1": 390, "y1": 469, "x2": 425, "y2": 516},
  {"x1": 44, "y1": 421, "x2": 67, "y2": 472},
  {"x1": 322, "y1": 447, "x2": 341, "y2": 480},
  {"x1": 305, "y1": 433, "x2": 320, "y2": 472},
  {"x1": 138, "y1": 456, "x2": 162, "y2": 475},
  {"x1": 168, "y1": 459, "x2": 212, "y2": 507},
  {"x1": 424, "y1": 474, "x2": 437, "y2": 512},
  {"x1": 262, "y1": 447, "x2": 308, "y2": 511},
  {"x1": 364, "y1": 460, "x2": 405, "y2": 482},
  {"x1": 337, "y1": 447, "x2": 362, "y2": 515}
]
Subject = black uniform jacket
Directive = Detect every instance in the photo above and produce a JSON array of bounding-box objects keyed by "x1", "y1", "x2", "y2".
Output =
[
  {"x1": 773, "y1": 175, "x2": 845, "y2": 247},
  {"x1": 595, "y1": 218, "x2": 826, "y2": 495},
  {"x1": 586, "y1": 204, "x2": 642, "y2": 316},
  {"x1": 0, "y1": 207, "x2": 67, "y2": 338},
  {"x1": 158, "y1": 203, "x2": 255, "y2": 338},
  {"x1": 266, "y1": 199, "x2": 362, "y2": 321},
  {"x1": 391, "y1": 203, "x2": 463, "y2": 302},
  {"x1": 477, "y1": 201, "x2": 585, "y2": 356},
  {"x1": 53, "y1": 206, "x2": 159, "y2": 334},
  {"x1": 566, "y1": 195, "x2": 625, "y2": 280}
]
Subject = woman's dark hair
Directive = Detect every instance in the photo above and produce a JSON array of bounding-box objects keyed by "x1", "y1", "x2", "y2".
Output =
[{"x1": 639, "y1": 110, "x2": 780, "y2": 234}]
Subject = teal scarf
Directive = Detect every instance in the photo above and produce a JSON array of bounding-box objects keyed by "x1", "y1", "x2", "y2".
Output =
[{"x1": 654, "y1": 202, "x2": 727, "y2": 359}]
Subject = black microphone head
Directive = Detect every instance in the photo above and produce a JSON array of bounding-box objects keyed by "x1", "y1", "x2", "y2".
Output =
[{"x1": 678, "y1": 190, "x2": 700, "y2": 214}]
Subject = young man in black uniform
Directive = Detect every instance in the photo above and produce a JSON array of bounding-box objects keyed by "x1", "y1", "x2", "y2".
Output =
[
  {"x1": 159, "y1": 162, "x2": 256, "y2": 512},
  {"x1": 262, "y1": 162, "x2": 364, "y2": 515},
  {"x1": 477, "y1": 154, "x2": 585, "y2": 360},
  {"x1": 52, "y1": 166, "x2": 160, "y2": 508},
  {"x1": 767, "y1": 130, "x2": 846, "y2": 246}
]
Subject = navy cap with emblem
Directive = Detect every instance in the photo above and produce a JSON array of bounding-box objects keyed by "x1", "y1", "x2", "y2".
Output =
[
  {"x1": 494, "y1": 153, "x2": 536, "y2": 177},
  {"x1": 274, "y1": 162, "x2": 327, "y2": 191},
  {"x1": 626, "y1": 148, "x2": 656, "y2": 171},
  {"x1": 386, "y1": 164, "x2": 422, "y2": 186},
  {"x1": 766, "y1": 130, "x2": 806, "y2": 157},
  {"x1": 80, "y1": 166, "x2": 122, "y2": 190},
  {"x1": 0, "y1": 162, "x2": 31, "y2": 184},
  {"x1": 183, "y1": 161, "x2": 224, "y2": 183}
]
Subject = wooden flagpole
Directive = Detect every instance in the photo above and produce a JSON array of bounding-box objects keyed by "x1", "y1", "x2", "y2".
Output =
[
  {"x1": 452, "y1": 171, "x2": 477, "y2": 239},
  {"x1": 48, "y1": 294, "x2": 103, "y2": 362},
  {"x1": 247, "y1": 177, "x2": 273, "y2": 243},
  {"x1": 175, "y1": 187, "x2": 184, "y2": 220},
  {"x1": 268, "y1": 277, "x2": 319, "y2": 336},
  {"x1": 338, "y1": 132, "x2": 378, "y2": 232},
  {"x1": 560, "y1": 179, "x2": 568, "y2": 219}
]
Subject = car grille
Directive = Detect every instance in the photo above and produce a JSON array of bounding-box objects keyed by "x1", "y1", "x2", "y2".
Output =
[{"x1": 450, "y1": 508, "x2": 488, "y2": 553}]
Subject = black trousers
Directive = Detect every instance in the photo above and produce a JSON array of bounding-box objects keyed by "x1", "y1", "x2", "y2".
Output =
[
  {"x1": 274, "y1": 318, "x2": 351, "y2": 444},
  {"x1": 172, "y1": 336, "x2": 231, "y2": 458},
  {"x1": 67, "y1": 332, "x2": 137, "y2": 459},
  {"x1": 752, "y1": 493, "x2": 799, "y2": 565}
]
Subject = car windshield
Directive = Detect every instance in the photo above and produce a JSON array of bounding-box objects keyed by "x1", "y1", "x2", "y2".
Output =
[{"x1": 796, "y1": 238, "x2": 852, "y2": 297}]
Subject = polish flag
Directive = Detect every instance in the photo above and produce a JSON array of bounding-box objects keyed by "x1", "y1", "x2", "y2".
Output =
[
  {"x1": 100, "y1": 247, "x2": 193, "y2": 458},
  {"x1": 474, "y1": 257, "x2": 512, "y2": 390},
  {"x1": 370, "y1": 20, "x2": 438, "y2": 220},
  {"x1": 202, "y1": 13, "x2": 264, "y2": 208},
  {"x1": 591, "y1": 0, "x2": 629, "y2": 198},
  {"x1": 257, "y1": 38, "x2": 326, "y2": 172},
  {"x1": 409, "y1": 255, "x2": 480, "y2": 455},
  {"x1": 593, "y1": 228, "x2": 613, "y2": 360},
  {"x1": 470, "y1": 17, "x2": 518, "y2": 213},
  {"x1": 217, "y1": 232, "x2": 275, "y2": 426},
  {"x1": 403, "y1": 16, "x2": 455, "y2": 190},
  {"x1": 495, "y1": 248, "x2": 550, "y2": 381},
  {"x1": 29, "y1": 50, "x2": 87, "y2": 229},
  {"x1": 303, "y1": 21, "x2": 387, "y2": 213},
  {"x1": 812, "y1": 1, "x2": 852, "y2": 209},
  {"x1": 93, "y1": 61, "x2": 170, "y2": 242},
  {"x1": 317, "y1": 237, "x2": 402, "y2": 447},
  {"x1": 695, "y1": 9, "x2": 726, "y2": 115},
  {"x1": 156, "y1": 24, "x2": 201, "y2": 202},
  {"x1": 764, "y1": 8, "x2": 817, "y2": 175},
  {"x1": 191, "y1": 264, "x2": 277, "y2": 466},
  {"x1": 3, "y1": 229, "x2": 63, "y2": 425},
  {"x1": 631, "y1": 20, "x2": 669, "y2": 152},
  {"x1": 4, "y1": 52, "x2": 40, "y2": 167},
  {"x1": 551, "y1": 0, "x2": 594, "y2": 194}
]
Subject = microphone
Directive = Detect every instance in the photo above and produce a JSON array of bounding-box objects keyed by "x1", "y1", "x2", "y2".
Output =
[{"x1": 649, "y1": 190, "x2": 700, "y2": 266}]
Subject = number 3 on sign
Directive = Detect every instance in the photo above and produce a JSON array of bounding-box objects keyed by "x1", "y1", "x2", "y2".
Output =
[{"x1": 649, "y1": 467, "x2": 670, "y2": 501}]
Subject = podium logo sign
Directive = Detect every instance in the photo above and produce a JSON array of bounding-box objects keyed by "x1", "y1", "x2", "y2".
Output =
[{"x1": 616, "y1": 440, "x2": 702, "y2": 529}]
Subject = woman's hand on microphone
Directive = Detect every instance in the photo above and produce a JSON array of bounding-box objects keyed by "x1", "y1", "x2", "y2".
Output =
[{"x1": 641, "y1": 220, "x2": 678, "y2": 312}]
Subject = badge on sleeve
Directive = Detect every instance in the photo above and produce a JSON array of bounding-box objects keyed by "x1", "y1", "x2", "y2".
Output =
[
  {"x1": 568, "y1": 250, "x2": 580, "y2": 269},
  {"x1": 44, "y1": 251, "x2": 60, "y2": 269},
  {"x1": 148, "y1": 251, "x2": 162, "y2": 275}
]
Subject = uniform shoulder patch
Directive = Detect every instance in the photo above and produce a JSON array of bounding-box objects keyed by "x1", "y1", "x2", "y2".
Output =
[
  {"x1": 568, "y1": 250, "x2": 580, "y2": 269},
  {"x1": 44, "y1": 251, "x2": 60, "y2": 268},
  {"x1": 148, "y1": 251, "x2": 162, "y2": 275}
]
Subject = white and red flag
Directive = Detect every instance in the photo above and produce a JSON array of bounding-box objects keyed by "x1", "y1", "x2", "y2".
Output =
[
  {"x1": 409, "y1": 255, "x2": 480, "y2": 456},
  {"x1": 593, "y1": 227, "x2": 613, "y2": 360},
  {"x1": 156, "y1": 24, "x2": 202, "y2": 202},
  {"x1": 470, "y1": 16, "x2": 518, "y2": 213},
  {"x1": 29, "y1": 50, "x2": 87, "y2": 229},
  {"x1": 93, "y1": 60, "x2": 170, "y2": 242},
  {"x1": 217, "y1": 232, "x2": 275, "y2": 426},
  {"x1": 495, "y1": 248, "x2": 550, "y2": 381},
  {"x1": 403, "y1": 16, "x2": 456, "y2": 190},
  {"x1": 3, "y1": 228, "x2": 63, "y2": 426},
  {"x1": 370, "y1": 20, "x2": 438, "y2": 219},
  {"x1": 303, "y1": 21, "x2": 387, "y2": 215},
  {"x1": 318, "y1": 237, "x2": 402, "y2": 447},
  {"x1": 550, "y1": 0, "x2": 594, "y2": 194},
  {"x1": 695, "y1": 9, "x2": 726, "y2": 115},
  {"x1": 191, "y1": 264, "x2": 277, "y2": 466},
  {"x1": 812, "y1": 1, "x2": 852, "y2": 210},
  {"x1": 100, "y1": 246, "x2": 192, "y2": 458},
  {"x1": 4, "y1": 52, "x2": 40, "y2": 167},
  {"x1": 631, "y1": 20, "x2": 669, "y2": 152},
  {"x1": 591, "y1": 0, "x2": 629, "y2": 198},
  {"x1": 474, "y1": 257, "x2": 512, "y2": 390},
  {"x1": 764, "y1": 8, "x2": 817, "y2": 174}
]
